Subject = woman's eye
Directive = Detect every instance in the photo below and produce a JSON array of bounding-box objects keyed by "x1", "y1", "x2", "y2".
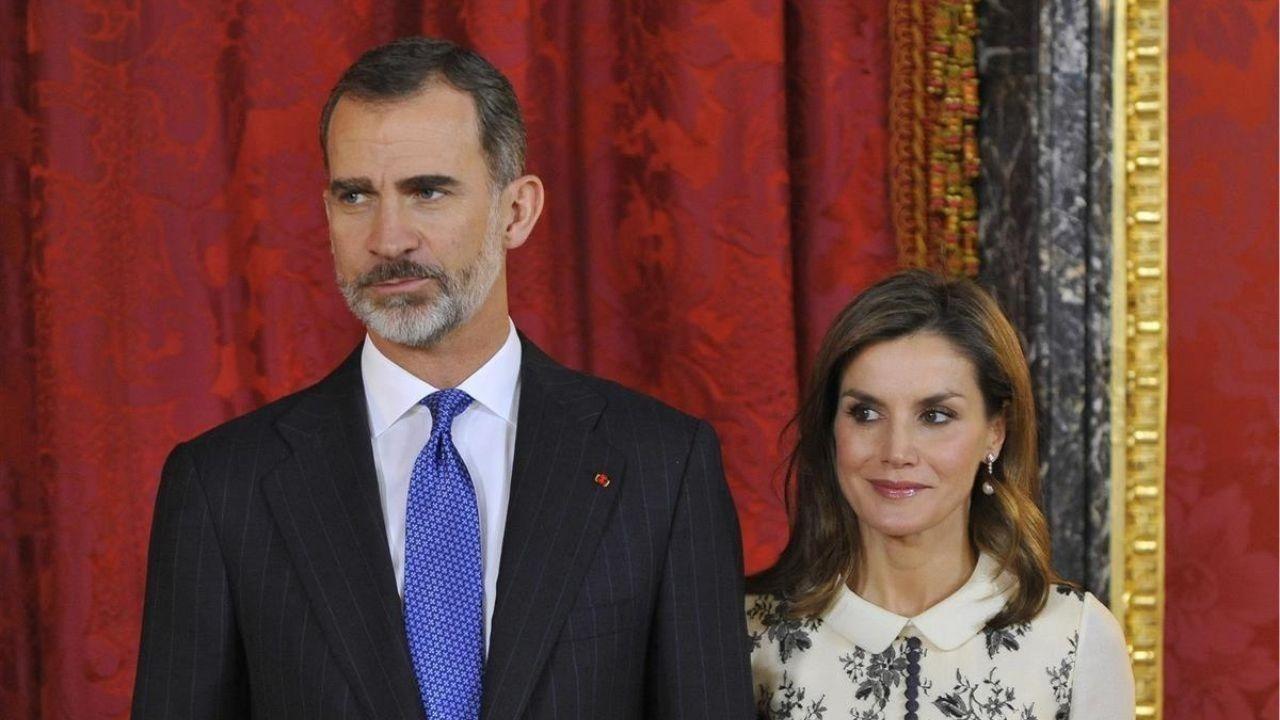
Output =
[
  {"x1": 922, "y1": 408, "x2": 954, "y2": 425},
  {"x1": 849, "y1": 404, "x2": 883, "y2": 423}
]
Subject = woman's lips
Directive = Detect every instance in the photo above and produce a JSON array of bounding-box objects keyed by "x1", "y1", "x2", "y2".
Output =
[{"x1": 868, "y1": 479, "x2": 930, "y2": 499}]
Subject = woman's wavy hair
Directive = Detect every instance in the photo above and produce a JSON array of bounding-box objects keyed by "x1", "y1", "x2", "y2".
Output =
[{"x1": 747, "y1": 269, "x2": 1059, "y2": 629}]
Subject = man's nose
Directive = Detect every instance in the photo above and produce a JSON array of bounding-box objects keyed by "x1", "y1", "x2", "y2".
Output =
[{"x1": 368, "y1": 203, "x2": 419, "y2": 257}]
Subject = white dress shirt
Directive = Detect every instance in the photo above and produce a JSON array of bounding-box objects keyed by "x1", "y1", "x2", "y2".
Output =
[
  {"x1": 748, "y1": 553, "x2": 1136, "y2": 719},
  {"x1": 361, "y1": 320, "x2": 521, "y2": 653}
]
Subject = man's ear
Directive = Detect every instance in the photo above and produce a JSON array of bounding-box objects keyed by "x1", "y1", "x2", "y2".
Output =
[{"x1": 499, "y1": 174, "x2": 544, "y2": 250}]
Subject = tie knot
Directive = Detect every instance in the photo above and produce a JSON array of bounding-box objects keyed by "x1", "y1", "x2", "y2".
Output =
[{"x1": 421, "y1": 388, "x2": 473, "y2": 425}]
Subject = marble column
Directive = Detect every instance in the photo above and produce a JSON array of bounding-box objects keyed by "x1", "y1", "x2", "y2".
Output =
[{"x1": 977, "y1": 0, "x2": 1114, "y2": 599}]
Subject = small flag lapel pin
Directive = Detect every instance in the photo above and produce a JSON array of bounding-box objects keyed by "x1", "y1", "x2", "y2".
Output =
[{"x1": 593, "y1": 473, "x2": 611, "y2": 488}]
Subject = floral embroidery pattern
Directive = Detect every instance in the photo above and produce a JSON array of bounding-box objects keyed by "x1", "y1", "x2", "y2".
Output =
[
  {"x1": 932, "y1": 667, "x2": 1036, "y2": 720},
  {"x1": 757, "y1": 671, "x2": 828, "y2": 720},
  {"x1": 1046, "y1": 632, "x2": 1079, "y2": 719},
  {"x1": 1054, "y1": 584, "x2": 1085, "y2": 601},
  {"x1": 839, "y1": 639, "x2": 930, "y2": 720},
  {"x1": 748, "y1": 581, "x2": 1106, "y2": 719},
  {"x1": 748, "y1": 595, "x2": 823, "y2": 662},
  {"x1": 983, "y1": 622, "x2": 1031, "y2": 658}
]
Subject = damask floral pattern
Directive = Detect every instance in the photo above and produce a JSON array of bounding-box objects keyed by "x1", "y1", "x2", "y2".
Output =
[{"x1": 1168, "y1": 0, "x2": 1278, "y2": 718}]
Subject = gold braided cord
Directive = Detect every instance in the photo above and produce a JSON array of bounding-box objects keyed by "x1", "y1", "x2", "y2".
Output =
[{"x1": 889, "y1": 0, "x2": 980, "y2": 277}]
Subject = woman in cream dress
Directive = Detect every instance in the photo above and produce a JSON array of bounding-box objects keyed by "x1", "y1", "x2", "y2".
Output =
[{"x1": 746, "y1": 271, "x2": 1133, "y2": 720}]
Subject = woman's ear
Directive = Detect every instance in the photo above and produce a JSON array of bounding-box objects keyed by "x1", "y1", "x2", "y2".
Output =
[{"x1": 987, "y1": 408, "x2": 1007, "y2": 459}]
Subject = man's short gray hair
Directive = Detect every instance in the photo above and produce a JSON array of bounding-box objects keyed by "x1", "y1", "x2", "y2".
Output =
[{"x1": 319, "y1": 36, "x2": 526, "y2": 188}]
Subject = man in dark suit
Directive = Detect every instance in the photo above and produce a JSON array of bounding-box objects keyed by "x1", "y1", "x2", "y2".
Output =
[{"x1": 132, "y1": 37, "x2": 754, "y2": 720}]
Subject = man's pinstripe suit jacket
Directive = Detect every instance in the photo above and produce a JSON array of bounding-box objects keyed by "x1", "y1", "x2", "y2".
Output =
[{"x1": 132, "y1": 337, "x2": 755, "y2": 719}]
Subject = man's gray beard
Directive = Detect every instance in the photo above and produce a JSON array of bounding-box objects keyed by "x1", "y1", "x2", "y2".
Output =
[{"x1": 338, "y1": 222, "x2": 505, "y2": 349}]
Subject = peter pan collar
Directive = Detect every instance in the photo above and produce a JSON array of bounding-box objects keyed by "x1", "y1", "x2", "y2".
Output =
[{"x1": 825, "y1": 553, "x2": 1014, "y2": 654}]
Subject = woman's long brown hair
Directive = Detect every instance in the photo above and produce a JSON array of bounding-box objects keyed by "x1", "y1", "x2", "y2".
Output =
[{"x1": 747, "y1": 270, "x2": 1058, "y2": 629}]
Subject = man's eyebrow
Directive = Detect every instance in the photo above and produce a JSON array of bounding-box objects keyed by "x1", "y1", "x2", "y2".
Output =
[
  {"x1": 396, "y1": 175, "x2": 460, "y2": 194},
  {"x1": 329, "y1": 177, "x2": 375, "y2": 196}
]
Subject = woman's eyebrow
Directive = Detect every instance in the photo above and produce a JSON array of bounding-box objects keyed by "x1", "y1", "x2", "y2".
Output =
[
  {"x1": 918, "y1": 391, "x2": 962, "y2": 406},
  {"x1": 838, "y1": 388, "x2": 964, "y2": 406}
]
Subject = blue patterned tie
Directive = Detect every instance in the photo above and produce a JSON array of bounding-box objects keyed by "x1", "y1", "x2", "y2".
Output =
[{"x1": 404, "y1": 389, "x2": 484, "y2": 719}]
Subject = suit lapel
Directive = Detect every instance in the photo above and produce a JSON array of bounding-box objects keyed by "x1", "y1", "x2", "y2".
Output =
[
  {"x1": 481, "y1": 340, "x2": 626, "y2": 720},
  {"x1": 262, "y1": 348, "x2": 424, "y2": 720}
]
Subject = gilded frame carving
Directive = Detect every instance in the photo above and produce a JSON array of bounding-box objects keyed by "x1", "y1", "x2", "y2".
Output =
[
  {"x1": 1109, "y1": 0, "x2": 1167, "y2": 717},
  {"x1": 888, "y1": 0, "x2": 981, "y2": 277}
]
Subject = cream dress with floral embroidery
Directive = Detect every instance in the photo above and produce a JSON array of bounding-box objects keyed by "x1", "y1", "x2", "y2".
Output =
[{"x1": 746, "y1": 554, "x2": 1135, "y2": 720}]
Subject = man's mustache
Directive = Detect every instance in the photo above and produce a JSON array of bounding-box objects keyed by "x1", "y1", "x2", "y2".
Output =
[{"x1": 355, "y1": 259, "x2": 447, "y2": 289}]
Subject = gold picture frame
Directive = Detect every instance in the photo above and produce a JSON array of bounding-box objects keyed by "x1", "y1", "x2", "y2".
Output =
[{"x1": 1109, "y1": 0, "x2": 1168, "y2": 717}]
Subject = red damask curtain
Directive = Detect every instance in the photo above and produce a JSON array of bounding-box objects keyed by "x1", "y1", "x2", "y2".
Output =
[
  {"x1": 1166, "y1": 2, "x2": 1279, "y2": 717},
  {"x1": 0, "y1": 2, "x2": 894, "y2": 717}
]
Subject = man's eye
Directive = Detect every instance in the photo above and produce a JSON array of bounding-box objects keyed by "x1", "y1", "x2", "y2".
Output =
[
  {"x1": 414, "y1": 188, "x2": 445, "y2": 201},
  {"x1": 338, "y1": 191, "x2": 367, "y2": 204}
]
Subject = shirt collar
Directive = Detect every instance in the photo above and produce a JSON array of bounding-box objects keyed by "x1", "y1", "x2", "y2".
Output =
[
  {"x1": 361, "y1": 319, "x2": 522, "y2": 437},
  {"x1": 825, "y1": 553, "x2": 1013, "y2": 653}
]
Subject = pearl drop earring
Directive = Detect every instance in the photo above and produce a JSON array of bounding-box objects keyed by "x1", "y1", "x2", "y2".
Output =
[{"x1": 981, "y1": 453, "x2": 997, "y2": 495}]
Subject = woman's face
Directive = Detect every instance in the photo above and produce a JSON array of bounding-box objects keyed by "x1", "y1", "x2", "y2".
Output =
[{"x1": 833, "y1": 332, "x2": 1005, "y2": 546}]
